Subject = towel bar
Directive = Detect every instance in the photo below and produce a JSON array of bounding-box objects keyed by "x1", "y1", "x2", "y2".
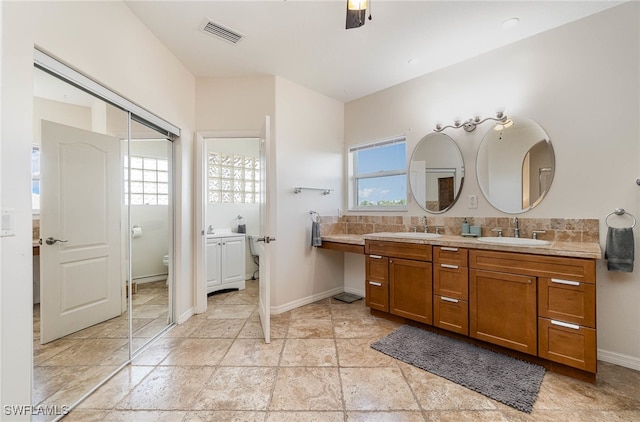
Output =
[{"x1": 605, "y1": 208, "x2": 636, "y2": 228}]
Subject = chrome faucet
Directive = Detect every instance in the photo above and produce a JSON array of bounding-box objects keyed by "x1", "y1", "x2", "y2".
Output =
[
  {"x1": 423, "y1": 216, "x2": 429, "y2": 233},
  {"x1": 513, "y1": 217, "x2": 520, "y2": 238}
]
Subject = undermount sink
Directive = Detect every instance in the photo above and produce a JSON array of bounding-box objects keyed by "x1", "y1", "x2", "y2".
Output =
[
  {"x1": 477, "y1": 237, "x2": 550, "y2": 246},
  {"x1": 386, "y1": 232, "x2": 442, "y2": 239}
]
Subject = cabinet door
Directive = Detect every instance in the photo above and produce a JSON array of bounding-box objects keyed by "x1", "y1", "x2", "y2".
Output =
[
  {"x1": 538, "y1": 277, "x2": 596, "y2": 328},
  {"x1": 366, "y1": 255, "x2": 389, "y2": 284},
  {"x1": 366, "y1": 280, "x2": 389, "y2": 312},
  {"x1": 470, "y1": 269, "x2": 537, "y2": 355},
  {"x1": 434, "y1": 295, "x2": 469, "y2": 335},
  {"x1": 390, "y1": 258, "x2": 432, "y2": 324},
  {"x1": 433, "y1": 264, "x2": 468, "y2": 300},
  {"x1": 221, "y1": 236, "x2": 246, "y2": 284},
  {"x1": 206, "y1": 240, "x2": 221, "y2": 288}
]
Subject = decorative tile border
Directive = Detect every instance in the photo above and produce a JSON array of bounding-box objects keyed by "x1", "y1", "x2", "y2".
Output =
[{"x1": 320, "y1": 215, "x2": 599, "y2": 243}]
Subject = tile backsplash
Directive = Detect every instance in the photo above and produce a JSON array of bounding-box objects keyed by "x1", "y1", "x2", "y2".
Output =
[{"x1": 320, "y1": 215, "x2": 599, "y2": 243}]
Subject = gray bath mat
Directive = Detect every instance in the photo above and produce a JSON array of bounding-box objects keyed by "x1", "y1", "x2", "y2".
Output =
[{"x1": 371, "y1": 325, "x2": 545, "y2": 413}]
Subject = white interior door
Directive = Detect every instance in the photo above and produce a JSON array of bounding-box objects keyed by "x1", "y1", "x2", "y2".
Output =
[
  {"x1": 258, "y1": 116, "x2": 272, "y2": 344},
  {"x1": 40, "y1": 120, "x2": 122, "y2": 344}
]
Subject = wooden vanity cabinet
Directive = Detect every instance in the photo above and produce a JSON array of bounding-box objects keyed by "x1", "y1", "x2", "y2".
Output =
[
  {"x1": 470, "y1": 249, "x2": 597, "y2": 372},
  {"x1": 365, "y1": 240, "x2": 432, "y2": 323},
  {"x1": 365, "y1": 254, "x2": 389, "y2": 312},
  {"x1": 433, "y1": 246, "x2": 469, "y2": 335}
]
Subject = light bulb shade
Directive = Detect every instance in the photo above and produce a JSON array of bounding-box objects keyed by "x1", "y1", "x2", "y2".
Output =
[{"x1": 348, "y1": 0, "x2": 368, "y2": 11}]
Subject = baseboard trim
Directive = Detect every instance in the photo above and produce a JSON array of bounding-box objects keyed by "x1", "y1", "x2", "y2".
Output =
[
  {"x1": 598, "y1": 349, "x2": 640, "y2": 371},
  {"x1": 344, "y1": 286, "x2": 365, "y2": 298},
  {"x1": 271, "y1": 287, "x2": 344, "y2": 315},
  {"x1": 177, "y1": 307, "x2": 195, "y2": 324}
]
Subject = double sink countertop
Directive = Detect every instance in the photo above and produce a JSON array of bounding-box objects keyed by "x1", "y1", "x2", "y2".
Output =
[{"x1": 321, "y1": 232, "x2": 602, "y2": 259}]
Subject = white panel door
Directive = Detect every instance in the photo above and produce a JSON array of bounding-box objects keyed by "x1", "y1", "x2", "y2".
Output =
[
  {"x1": 258, "y1": 116, "x2": 273, "y2": 344},
  {"x1": 40, "y1": 120, "x2": 121, "y2": 344}
]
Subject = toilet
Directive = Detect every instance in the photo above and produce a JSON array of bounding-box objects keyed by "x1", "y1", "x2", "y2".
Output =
[
  {"x1": 247, "y1": 235, "x2": 262, "y2": 280},
  {"x1": 162, "y1": 254, "x2": 169, "y2": 267}
]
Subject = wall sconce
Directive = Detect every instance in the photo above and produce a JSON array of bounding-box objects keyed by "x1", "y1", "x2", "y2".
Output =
[
  {"x1": 348, "y1": 0, "x2": 368, "y2": 10},
  {"x1": 435, "y1": 111, "x2": 509, "y2": 133}
]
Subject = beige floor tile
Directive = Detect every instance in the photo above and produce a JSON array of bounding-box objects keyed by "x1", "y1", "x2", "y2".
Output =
[
  {"x1": 341, "y1": 367, "x2": 420, "y2": 411},
  {"x1": 117, "y1": 366, "x2": 214, "y2": 410},
  {"x1": 40, "y1": 338, "x2": 128, "y2": 366},
  {"x1": 266, "y1": 411, "x2": 345, "y2": 421},
  {"x1": 534, "y1": 371, "x2": 640, "y2": 411},
  {"x1": 219, "y1": 339, "x2": 284, "y2": 366},
  {"x1": 36, "y1": 365, "x2": 119, "y2": 409},
  {"x1": 55, "y1": 410, "x2": 109, "y2": 421},
  {"x1": 426, "y1": 410, "x2": 509, "y2": 421},
  {"x1": 290, "y1": 303, "x2": 332, "y2": 319},
  {"x1": 330, "y1": 301, "x2": 372, "y2": 319},
  {"x1": 206, "y1": 304, "x2": 256, "y2": 319},
  {"x1": 287, "y1": 318, "x2": 334, "y2": 339},
  {"x1": 102, "y1": 410, "x2": 187, "y2": 421},
  {"x1": 33, "y1": 338, "x2": 76, "y2": 366},
  {"x1": 183, "y1": 410, "x2": 266, "y2": 421},
  {"x1": 400, "y1": 362, "x2": 498, "y2": 411},
  {"x1": 77, "y1": 366, "x2": 155, "y2": 410},
  {"x1": 194, "y1": 367, "x2": 277, "y2": 410},
  {"x1": 238, "y1": 318, "x2": 288, "y2": 339},
  {"x1": 280, "y1": 339, "x2": 338, "y2": 367},
  {"x1": 333, "y1": 318, "x2": 400, "y2": 339},
  {"x1": 269, "y1": 367, "x2": 343, "y2": 411},
  {"x1": 133, "y1": 318, "x2": 171, "y2": 338},
  {"x1": 336, "y1": 338, "x2": 399, "y2": 367},
  {"x1": 160, "y1": 338, "x2": 233, "y2": 366},
  {"x1": 189, "y1": 319, "x2": 246, "y2": 338},
  {"x1": 131, "y1": 337, "x2": 184, "y2": 366},
  {"x1": 163, "y1": 317, "x2": 206, "y2": 338},
  {"x1": 346, "y1": 411, "x2": 426, "y2": 421}
]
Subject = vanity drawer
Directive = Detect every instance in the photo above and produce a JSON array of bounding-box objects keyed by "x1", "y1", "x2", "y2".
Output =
[
  {"x1": 434, "y1": 246, "x2": 468, "y2": 267},
  {"x1": 433, "y1": 263, "x2": 468, "y2": 300},
  {"x1": 366, "y1": 240, "x2": 432, "y2": 262},
  {"x1": 365, "y1": 255, "x2": 389, "y2": 284},
  {"x1": 365, "y1": 280, "x2": 389, "y2": 312},
  {"x1": 434, "y1": 295, "x2": 469, "y2": 335},
  {"x1": 538, "y1": 277, "x2": 596, "y2": 328},
  {"x1": 469, "y1": 250, "x2": 596, "y2": 283},
  {"x1": 538, "y1": 317, "x2": 597, "y2": 373}
]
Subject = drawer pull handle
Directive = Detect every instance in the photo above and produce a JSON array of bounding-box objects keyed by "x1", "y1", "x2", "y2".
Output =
[
  {"x1": 369, "y1": 255, "x2": 383, "y2": 259},
  {"x1": 440, "y1": 264, "x2": 459, "y2": 269},
  {"x1": 551, "y1": 320, "x2": 580, "y2": 330},
  {"x1": 441, "y1": 247, "x2": 458, "y2": 252},
  {"x1": 551, "y1": 278, "x2": 580, "y2": 286},
  {"x1": 441, "y1": 296, "x2": 459, "y2": 303},
  {"x1": 368, "y1": 281, "x2": 382, "y2": 287}
]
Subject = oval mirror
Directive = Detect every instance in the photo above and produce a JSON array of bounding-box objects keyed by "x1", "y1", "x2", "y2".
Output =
[
  {"x1": 476, "y1": 116, "x2": 555, "y2": 214},
  {"x1": 409, "y1": 132, "x2": 465, "y2": 213}
]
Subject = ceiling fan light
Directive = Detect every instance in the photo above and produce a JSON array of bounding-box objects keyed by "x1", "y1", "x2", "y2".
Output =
[{"x1": 348, "y1": 0, "x2": 368, "y2": 11}]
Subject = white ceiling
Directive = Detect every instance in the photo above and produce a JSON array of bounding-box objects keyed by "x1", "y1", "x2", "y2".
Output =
[{"x1": 125, "y1": 1, "x2": 622, "y2": 103}]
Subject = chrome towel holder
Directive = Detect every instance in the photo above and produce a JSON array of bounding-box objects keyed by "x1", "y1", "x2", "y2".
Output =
[
  {"x1": 605, "y1": 208, "x2": 636, "y2": 228},
  {"x1": 309, "y1": 210, "x2": 320, "y2": 222}
]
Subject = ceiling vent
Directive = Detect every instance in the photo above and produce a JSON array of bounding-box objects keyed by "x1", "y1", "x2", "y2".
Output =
[{"x1": 199, "y1": 19, "x2": 244, "y2": 44}]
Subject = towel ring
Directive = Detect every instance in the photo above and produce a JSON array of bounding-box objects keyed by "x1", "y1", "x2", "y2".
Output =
[
  {"x1": 309, "y1": 210, "x2": 320, "y2": 223},
  {"x1": 605, "y1": 208, "x2": 636, "y2": 228}
]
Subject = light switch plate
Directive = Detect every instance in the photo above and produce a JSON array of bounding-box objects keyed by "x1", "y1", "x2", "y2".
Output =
[
  {"x1": 468, "y1": 195, "x2": 478, "y2": 209},
  {"x1": 1, "y1": 209, "x2": 15, "y2": 237}
]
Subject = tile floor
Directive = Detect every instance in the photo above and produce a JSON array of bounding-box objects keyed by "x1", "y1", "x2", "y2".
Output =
[
  {"x1": 53, "y1": 280, "x2": 640, "y2": 421},
  {"x1": 33, "y1": 280, "x2": 170, "y2": 418}
]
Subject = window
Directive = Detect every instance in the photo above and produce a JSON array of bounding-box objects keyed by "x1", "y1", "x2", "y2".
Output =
[
  {"x1": 349, "y1": 137, "x2": 407, "y2": 210},
  {"x1": 32, "y1": 145, "x2": 41, "y2": 213},
  {"x1": 124, "y1": 155, "x2": 169, "y2": 205},
  {"x1": 208, "y1": 152, "x2": 260, "y2": 204}
]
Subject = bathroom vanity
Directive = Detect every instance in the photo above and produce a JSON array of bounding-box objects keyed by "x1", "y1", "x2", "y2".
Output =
[
  {"x1": 206, "y1": 232, "x2": 246, "y2": 294},
  {"x1": 327, "y1": 232, "x2": 601, "y2": 381}
]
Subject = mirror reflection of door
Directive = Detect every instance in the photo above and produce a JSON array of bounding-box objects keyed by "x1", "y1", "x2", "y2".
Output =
[
  {"x1": 425, "y1": 169, "x2": 455, "y2": 212},
  {"x1": 437, "y1": 176, "x2": 454, "y2": 211}
]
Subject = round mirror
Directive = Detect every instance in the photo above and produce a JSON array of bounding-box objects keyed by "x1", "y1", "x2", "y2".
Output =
[
  {"x1": 409, "y1": 132, "x2": 465, "y2": 213},
  {"x1": 476, "y1": 116, "x2": 555, "y2": 214}
]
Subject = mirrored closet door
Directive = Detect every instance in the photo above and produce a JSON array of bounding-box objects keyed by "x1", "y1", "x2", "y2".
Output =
[{"x1": 32, "y1": 57, "x2": 175, "y2": 416}]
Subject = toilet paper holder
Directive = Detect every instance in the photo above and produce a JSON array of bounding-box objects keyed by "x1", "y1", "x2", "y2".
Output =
[{"x1": 131, "y1": 225, "x2": 142, "y2": 238}]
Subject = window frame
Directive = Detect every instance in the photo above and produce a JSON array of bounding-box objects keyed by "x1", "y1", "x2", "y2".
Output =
[{"x1": 348, "y1": 136, "x2": 408, "y2": 212}]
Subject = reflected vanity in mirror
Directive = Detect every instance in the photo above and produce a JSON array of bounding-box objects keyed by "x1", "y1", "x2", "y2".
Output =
[
  {"x1": 476, "y1": 116, "x2": 555, "y2": 214},
  {"x1": 409, "y1": 133, "x2": 465, "y2": 213}
]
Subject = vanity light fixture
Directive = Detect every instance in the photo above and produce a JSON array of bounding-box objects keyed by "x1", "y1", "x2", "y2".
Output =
[
  {"x1": 434, "y1": 111, "x2": 509, "y2": 133},
  {"x1": 494, "y1": 117, "x2": 514, "y2": 131}
]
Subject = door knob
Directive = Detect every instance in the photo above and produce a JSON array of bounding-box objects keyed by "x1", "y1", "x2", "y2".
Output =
[
  {"x1": 256, "y1": 236, "x2": 276, "y2": 243},
  {"x1": 45, "y1": 237, "x2": 68, "y2": 245}
]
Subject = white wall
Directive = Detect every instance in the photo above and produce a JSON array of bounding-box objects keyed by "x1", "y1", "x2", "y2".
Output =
[
  {"x1": 0, "y1": 1, "x2": 195, "y2": 414},
  {"x1": 272, "y1": 77, "x2": 345, "y2": 310},
  {"x1": 345, "y1": 3, "x2": 640, "y2": 369}
]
